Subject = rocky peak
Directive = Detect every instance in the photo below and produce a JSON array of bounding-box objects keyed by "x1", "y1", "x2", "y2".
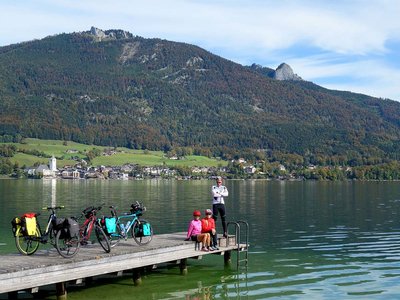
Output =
[
  {"x1": 248, "y1": 62, "x2": 302, "y2": 81},
  {"x1": 89, "y1": 27, "x2": 133, "y2": 41},
  {"x1": 273, "y1": 63, "x2": 302, "y2": 81}
]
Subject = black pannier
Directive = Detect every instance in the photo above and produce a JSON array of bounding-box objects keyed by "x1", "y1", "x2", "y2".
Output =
[
  {"x1": 54, "y1": 217, "x2": 65, "y2": 230},
  {"x1": 56, "y1": 217, "x2": 79, "y2": 239},
  {"x1": 53, "y1": 217, "x2": 66, "y2": 239},
  {"x1": 65, "y1": 217, "x2": 80, "y2": 238},
  {"x1": 11, "y1": 217, "x2": 22, "y2": 237}
]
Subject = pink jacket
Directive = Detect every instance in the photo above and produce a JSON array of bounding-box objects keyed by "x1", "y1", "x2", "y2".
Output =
[{"x1": 187, "y1": 219, "x2": 202, "y2": 239}]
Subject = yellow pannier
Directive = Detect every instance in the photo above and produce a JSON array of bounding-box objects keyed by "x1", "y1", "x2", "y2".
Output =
[{"x1": 23, "y1": 213, "x2": 37, "y2": 236}]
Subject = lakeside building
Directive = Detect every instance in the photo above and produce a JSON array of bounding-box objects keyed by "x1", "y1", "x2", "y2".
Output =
[{"x1": 25, "y1": 156, "x2": 57, "y2": 178}]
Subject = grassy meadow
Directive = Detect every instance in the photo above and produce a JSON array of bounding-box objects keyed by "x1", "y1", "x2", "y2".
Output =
[{"x1": 4, "y1": 138, "x2": 226, "y2": 168}]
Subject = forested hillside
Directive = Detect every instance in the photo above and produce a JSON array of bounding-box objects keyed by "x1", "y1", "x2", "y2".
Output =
[{"x1": 1, "y1": 27, "x2": 400, "y2": 165}]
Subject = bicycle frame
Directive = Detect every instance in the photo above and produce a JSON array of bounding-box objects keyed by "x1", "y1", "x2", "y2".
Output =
[
  {"x1": 117, "y1": 213, "x2": 139, "y2": 239},
  {"x1": 79, "y1": 206, "x2": 111, "y2": 253},
  {"x1": 40, "y1": 211, "x2": 57, "y2": 243},
  {"x1": 80, "y1": 216, "x2": 96, "y2": 242}
]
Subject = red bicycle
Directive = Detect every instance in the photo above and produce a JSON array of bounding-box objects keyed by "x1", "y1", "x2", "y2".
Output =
[{"x1": 79, "y1": 206, "x2": 110, "y2": 253}]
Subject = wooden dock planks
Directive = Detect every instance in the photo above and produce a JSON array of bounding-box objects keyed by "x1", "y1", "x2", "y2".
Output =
[{"x1": 0, "y1": 232, "x2": 246, "y2": 294}]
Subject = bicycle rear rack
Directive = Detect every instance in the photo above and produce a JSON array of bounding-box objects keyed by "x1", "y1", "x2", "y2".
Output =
[{"x1": 226, "y1": 220, "x2": 249, "y2": 269}]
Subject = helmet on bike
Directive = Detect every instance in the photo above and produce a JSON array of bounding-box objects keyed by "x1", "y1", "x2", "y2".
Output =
[{"x1": 193, "y1": 210, "x2": 201, "y2": 217}]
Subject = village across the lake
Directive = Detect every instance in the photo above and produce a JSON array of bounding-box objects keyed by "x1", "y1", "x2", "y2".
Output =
[{"x1": 24, "y1": 156, "x2": 257, "y2": 180}]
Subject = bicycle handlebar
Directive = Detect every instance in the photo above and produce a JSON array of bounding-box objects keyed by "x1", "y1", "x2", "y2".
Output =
[
  {"x1": 109, "y1": 205, "x2": 117, "y2": 217},
  {"x1": 42, "y1": 206, "x2": 65, "y2": 211},
  {"x1": 82, "y1": 205, "x2": 103, "y2": 215}
]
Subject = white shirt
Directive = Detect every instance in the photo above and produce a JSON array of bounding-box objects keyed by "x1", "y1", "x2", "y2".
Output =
[{"x1": 211, "y1": 185, "x2": 228, "y2": 205}]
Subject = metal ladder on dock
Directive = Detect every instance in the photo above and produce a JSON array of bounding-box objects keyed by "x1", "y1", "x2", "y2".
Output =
[{"x1": 226, "y1": 220, "x2": 249, "y2": 269}]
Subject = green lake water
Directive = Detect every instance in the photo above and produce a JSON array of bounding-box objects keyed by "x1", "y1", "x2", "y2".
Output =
[{"x1": 1, "y1": 179, "x2": 400, "y2": 299}]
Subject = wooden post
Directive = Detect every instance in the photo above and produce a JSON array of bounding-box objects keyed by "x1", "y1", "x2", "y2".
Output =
[
  {"x1": 85, "y1": 277, "x2": 93, "y2": 286},
  {"x1": 224, "y1": 250, "x2": 232, "y2": 267},
  {"x1": 132, "y1": 268, "x2": 142, "y2": 286},
  {"x1": 8, "y1": 291, "x2": 18, "y2": 300},
  {"x1": 32, "y1": 289, "x2": 46, "y2": 299},
  {"x1": 179, "y1": 258, "x2": 188, "y2": 275},
  {"x1": 56, "y1": 282, "x2": 67, "y2": 300}
]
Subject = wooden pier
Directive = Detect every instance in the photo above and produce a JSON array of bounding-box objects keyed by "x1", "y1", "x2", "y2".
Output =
[{"x1": 0, "y1": 232, "x2": 248, "y2": 299}]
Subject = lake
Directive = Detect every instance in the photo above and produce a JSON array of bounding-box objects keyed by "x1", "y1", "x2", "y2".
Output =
[{"x1": 1, "y1": 179, "x2": 400, "y2": 299}]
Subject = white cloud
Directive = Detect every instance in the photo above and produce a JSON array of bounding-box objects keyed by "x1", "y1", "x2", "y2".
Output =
[
  {"x1": 289, "y1": 54, "x2": 400, "y2": 100},
  {"x1": 2, "y1": 0, "x2": 400, "y2": 55}
]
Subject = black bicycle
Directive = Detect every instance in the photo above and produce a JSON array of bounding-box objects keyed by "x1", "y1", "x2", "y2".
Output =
[{"x1": 11, "y1": 206, "x2": 81, "y2": 258}]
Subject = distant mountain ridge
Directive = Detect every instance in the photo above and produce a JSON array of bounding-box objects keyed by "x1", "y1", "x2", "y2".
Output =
[{"x1": 0, "y1": 27, "x2": 400, "y2": 162}]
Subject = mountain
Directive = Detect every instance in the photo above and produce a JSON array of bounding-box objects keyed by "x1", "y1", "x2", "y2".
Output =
[
  {"x1": 249, "y1": 63, "x2": 302, "y2": 81},
  {"x1": 1, "y1": 27, "x2": 400, "y2": 162}
]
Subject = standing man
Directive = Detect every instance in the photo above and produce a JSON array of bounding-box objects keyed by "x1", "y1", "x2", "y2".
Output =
[{"x1": 211, "y1": 176, "x2": 228, "y2": 237}]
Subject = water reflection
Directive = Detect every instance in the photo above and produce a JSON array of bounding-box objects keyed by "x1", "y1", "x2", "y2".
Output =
[{"x1": 42, "y1": 178, "x2": 57, "y2": 207}]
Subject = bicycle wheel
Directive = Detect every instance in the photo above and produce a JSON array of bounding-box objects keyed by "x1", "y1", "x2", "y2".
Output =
[
  {"x1": 95, "y1": 224, "x2": 111, "y2": 253},
  {"x1": 15, "y1": 226, "x2": 40, "y2": 255},
  {"x1": 55, "y1": 230, "x2": 81, "y2": 258},
  {"x1": 108, "y1": 223, "x2": 122, "y2": 248},
  {"x1": 132, "y1": 220, "x2": 153, "y2": 245}
]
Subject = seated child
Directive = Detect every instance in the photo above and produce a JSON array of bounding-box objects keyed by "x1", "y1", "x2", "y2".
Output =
[
  {"x1": 186, "y1": 210, "x2": 211, "y2": 251},
  {"x1": 201, "y1": 209, "x2": 219, "y2": 250}
]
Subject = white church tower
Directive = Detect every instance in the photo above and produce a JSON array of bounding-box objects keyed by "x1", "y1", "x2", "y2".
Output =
[{"x1": 49, "y1": 156, "x2": 57, "y2": 172}]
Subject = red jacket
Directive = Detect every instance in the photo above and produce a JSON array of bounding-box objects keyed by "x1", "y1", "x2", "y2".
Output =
[{"x1": 201, "y1": 217, "x2": 215, "y2": 233}]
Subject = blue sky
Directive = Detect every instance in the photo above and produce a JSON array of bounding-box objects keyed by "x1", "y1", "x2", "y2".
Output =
[{"x1": 1, "y1": 0, "x2": 400, "y2": 101}]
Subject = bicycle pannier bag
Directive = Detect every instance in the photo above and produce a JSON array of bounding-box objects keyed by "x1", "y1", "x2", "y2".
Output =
[
  {"x1": 105, "y1": 217, "x2": 117, "y2": 234},
  {"x1": 66, "y1": 217, "x2": 79, "y2": 238},
  {"x1": 55, "y1": 218, "x2": 66, "y2": 238},
  {"x1": 54, "y1": 218, "x2": 65, "y2": 231},
  {"x1": 142, "y1": 223, "x2": 151, "y2": 236},
  {"x1": 136, "y1": 222, "x2": 151, "y2": 237},
  {"x1": 23, "y1": 213, "x2": 37, "y2": 236},
  {"x1": 11, "y1": 217, "x2": 21, "y2": 237}
]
